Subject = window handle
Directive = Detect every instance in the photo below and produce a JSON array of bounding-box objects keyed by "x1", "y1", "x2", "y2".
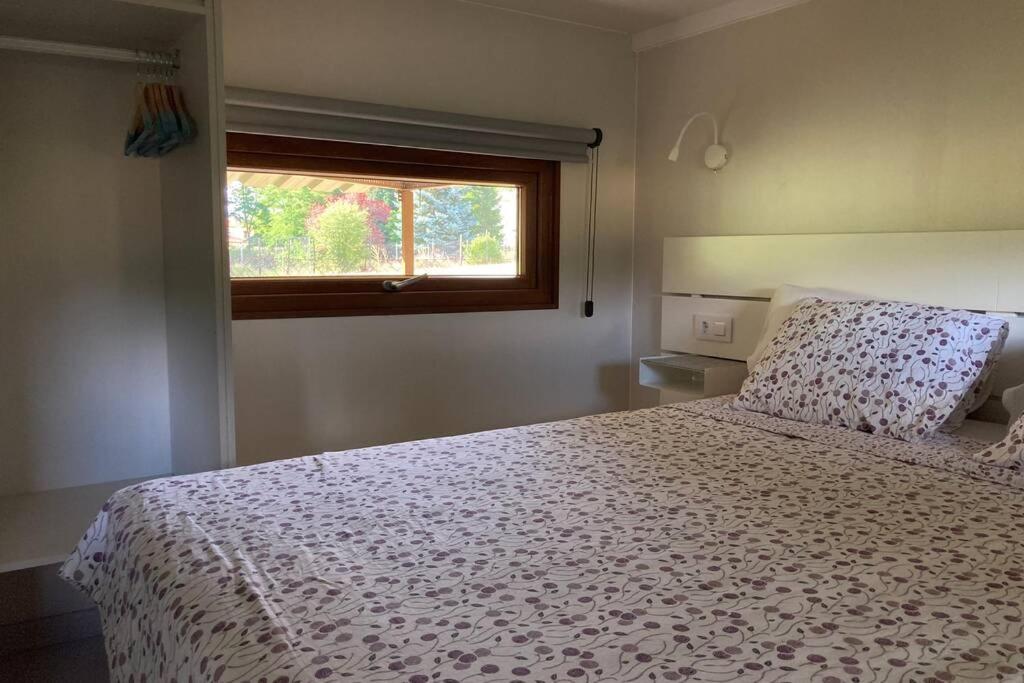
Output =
[{"x1": 382, "y1": 273, "x2": 428, "y2": 292}]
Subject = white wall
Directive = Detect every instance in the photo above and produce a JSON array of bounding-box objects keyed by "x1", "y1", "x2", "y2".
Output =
[
  {"x1": 222, "y1": 0, "x2": 637, "y2": 464},
  {"x1": 0, "y1": 54, "x2": 172, "y2": 495},
  {"x1": 632, "y1": 0, "x2": 1024, "y2": 408}
]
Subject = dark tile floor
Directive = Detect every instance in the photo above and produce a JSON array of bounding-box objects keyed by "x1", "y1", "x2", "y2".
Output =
[{"x1": 0, "y1": 637, "x2": 109, "y2": 682}]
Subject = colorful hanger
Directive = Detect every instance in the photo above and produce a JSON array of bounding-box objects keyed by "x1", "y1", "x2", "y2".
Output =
[{"x1": 124, "y1": 50, "x2": 196, "y2": 158}]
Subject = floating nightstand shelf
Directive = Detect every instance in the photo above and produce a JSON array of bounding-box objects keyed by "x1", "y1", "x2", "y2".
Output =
[{"x1": 639, "y1": 354, "x2": 748, "y2": 404}]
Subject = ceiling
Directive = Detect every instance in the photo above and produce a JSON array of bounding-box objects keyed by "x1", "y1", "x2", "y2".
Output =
[{"x1": 458, "y1": 0, "x2": 734, "y2": 34}]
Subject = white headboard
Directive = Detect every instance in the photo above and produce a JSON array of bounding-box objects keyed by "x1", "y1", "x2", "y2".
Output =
[{"x1": 661, "y1": 230, "x2": 1024, "y2": 398}]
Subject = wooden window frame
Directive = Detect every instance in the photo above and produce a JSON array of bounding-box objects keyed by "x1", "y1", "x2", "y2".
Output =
[{"x1": 226, "y1": 133, "x2": 559, "y2": 319}]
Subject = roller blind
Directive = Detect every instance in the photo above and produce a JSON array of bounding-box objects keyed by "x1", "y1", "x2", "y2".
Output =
[{"x1": 224, "y1": 87, "x2": 601, "y2": 163}]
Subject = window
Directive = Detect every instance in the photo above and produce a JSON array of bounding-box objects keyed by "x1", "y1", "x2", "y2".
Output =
[{"x1": 226, "y1": 133, "x2": 559, "y2": 319}]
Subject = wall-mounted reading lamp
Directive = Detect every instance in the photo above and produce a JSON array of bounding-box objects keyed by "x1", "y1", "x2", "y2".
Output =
[{"x1": 668, "y1": 112, "x2": 729, "y2": 171}]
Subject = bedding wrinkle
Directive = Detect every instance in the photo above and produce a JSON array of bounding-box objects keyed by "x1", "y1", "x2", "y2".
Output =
[{"x1": 178, "y1": 484, "x2": 318, "y2": 681}]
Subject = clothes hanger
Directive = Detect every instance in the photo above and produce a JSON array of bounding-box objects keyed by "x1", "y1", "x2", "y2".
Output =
[
  {"x1": 167, "y1": 50, "x2": 196, "y2": 148},
  {"x1": 127, "y1": 55, "x2": 162, "y2": 156},
  {"x1": 170, "y1": 82, "x2": 195, "y2": 141},
  {"x1": 125, "y1": 56, "x2": 155, "y2": 156},
  {"x1": 123, "y1": 81, "x2": 146, "y2": 155},
  {"x1": 155, "y1": 79, "x2": 181, "y2": 155},
  {"x1": 125, "y1": 50, "x2": 195, "y2": 158},
  {"x1": 139, "y1": 81, "x2": 163, "y2": 157},
  {"x1": 145, "y1": 60, "x2": 171, "y2": 157}
]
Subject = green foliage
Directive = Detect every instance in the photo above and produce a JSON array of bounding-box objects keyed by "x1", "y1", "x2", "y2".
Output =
[
  {"x1": 309, "y1": 201, "x2": 372, "y2": 273},
  {"x1": 465, "y1": 185, "x2": 503, "y2": 240},
  {"x1": 226, "y1": 178, "x2": 509, "y2": 276},
  {"x1": 366, "y1": 187, "x2": 402, "y2": 247},
  {"x1": 414, "y1": 186, "x2": 476, "y2": 252},
  {"x1": 228, "y1": 183, "x2": 270, "y2": 239},
  {"x1": 257, "y1": 186, "x2": 322, "y2": 247},
  {"x1": 464, "y1": 233, "x2": 504, "y2": 265}
]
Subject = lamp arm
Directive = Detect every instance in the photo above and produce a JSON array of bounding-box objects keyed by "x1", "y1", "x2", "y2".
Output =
[
  {"x1": 673, "y1": 112, "x2": 719, "y2": 146},
  {"x1": 668, "y1": 112, "x2": 720, "y2": 161}
]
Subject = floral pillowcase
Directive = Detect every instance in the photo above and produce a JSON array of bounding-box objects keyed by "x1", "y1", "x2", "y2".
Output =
[
  {"x1": 734, "y1": 299, "x2": 1009, "y2": 442},
  {"x1": 943, "y1": 341, "x2": 1005, "y2": 431},
  {"x1": 972, "y1": 414, "x2": 1024, "y2": 469}
]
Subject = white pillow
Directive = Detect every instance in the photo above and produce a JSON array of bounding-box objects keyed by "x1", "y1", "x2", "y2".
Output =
[{"x1": 747, "y1": 284, "x2": 863, "y2": 372}]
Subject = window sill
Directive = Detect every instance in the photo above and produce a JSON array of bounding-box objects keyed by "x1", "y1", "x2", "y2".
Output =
[{"x1": 230, "y1": 276, "x2": 558, "y2": 319}]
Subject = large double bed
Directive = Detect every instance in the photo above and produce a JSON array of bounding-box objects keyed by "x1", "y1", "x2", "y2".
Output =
[
  {"x1": 63, "y1": 397, "x2": 1024, "y2": 682},
  {"x1": 64, "y1": 232, "x2": 1024, "y2": 681}
]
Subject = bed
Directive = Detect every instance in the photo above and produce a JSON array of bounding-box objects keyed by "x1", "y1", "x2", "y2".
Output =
[
  {"x1": 64, "y1": 231, "x2": 1024, "y2": 682},
  {"x1": 63, "y1": 397, "x2": 1024, "y2": 682}
]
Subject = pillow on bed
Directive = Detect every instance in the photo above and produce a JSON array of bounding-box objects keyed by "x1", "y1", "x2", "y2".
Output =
[
  {"x1": 735, "y1": 298, "x2": 1010, "y2": 441},
  {"x1": 1005, "y1": 383, "x2": 1024, "y2": 425},
  {"x1": 972, "y1": 413, "x2": 1024, "y2": 469},
  {"x1": 750, "y1": 285, "x2": 1008, "y2": 430},
  {"x1": 746, "y1": 284, "x2": 863, "y2": 372},
  {"x1": 943, "y1": 330, "x2": 1008, "y2": 430}
]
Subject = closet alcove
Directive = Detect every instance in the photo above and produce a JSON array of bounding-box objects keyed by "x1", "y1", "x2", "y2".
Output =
[{"x1": 0, "y1": 0, "x2": 234, "y2": 574}]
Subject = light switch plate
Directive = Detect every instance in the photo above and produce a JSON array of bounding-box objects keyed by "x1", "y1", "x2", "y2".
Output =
[{"x1": 694, "y1": 314, "x2": 733, "y2": 342}]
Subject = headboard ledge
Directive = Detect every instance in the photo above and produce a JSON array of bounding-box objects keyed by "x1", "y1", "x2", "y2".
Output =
[{"x1": 663, "y1": 231, "x2": 1024, "y2": 312}]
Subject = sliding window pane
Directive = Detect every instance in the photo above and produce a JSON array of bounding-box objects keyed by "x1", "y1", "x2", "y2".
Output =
[
  {"x1": 413, "y1": 184, "x2": 519, "y2": 277},
  {"x1": 226, "y1": 170, "x2": 404, "y2": 277}
]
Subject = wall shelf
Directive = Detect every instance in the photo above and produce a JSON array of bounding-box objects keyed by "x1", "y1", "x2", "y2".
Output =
[
  {"x1": 0, "y1": 478, "x2": 154, "y2": 573},
  {"x1": 115, "y1": 0, "x2": 208, "y2": 16},
  {"x1": 0, "y1": 0, "x2": 202, "y2": 51},
  {"x1": 640, "y1": 354, "x2": 747, "y2": 404}
]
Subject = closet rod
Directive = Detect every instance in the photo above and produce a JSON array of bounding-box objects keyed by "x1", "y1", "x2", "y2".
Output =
[{"x1": 0, "y1": 35, "x2": 178, "y2": 68}]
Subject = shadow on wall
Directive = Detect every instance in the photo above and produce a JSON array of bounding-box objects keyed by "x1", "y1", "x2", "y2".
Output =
[
  {"x1": 233, "y1": 343, "x2": 312, "y2": 467},
  {"x1": 233, "y1": 348, "x2": 634, "y2": 468},
  {"x1": 598, "y1": 362, "x2": 631, "y2": 412}
]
